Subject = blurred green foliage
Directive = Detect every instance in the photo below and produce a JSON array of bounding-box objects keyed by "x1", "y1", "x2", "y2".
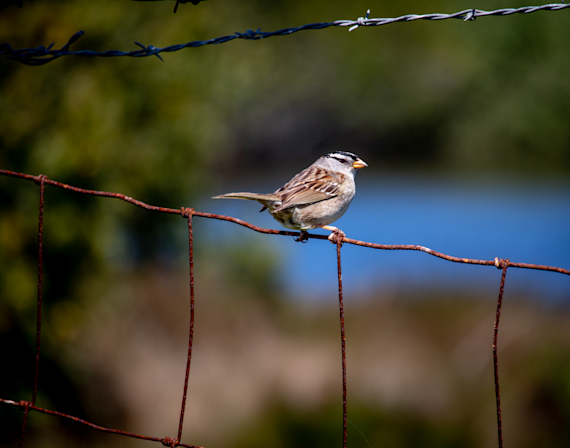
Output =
[{"x1": 1, "y1": 0, "x2": 570, "y2": 447}]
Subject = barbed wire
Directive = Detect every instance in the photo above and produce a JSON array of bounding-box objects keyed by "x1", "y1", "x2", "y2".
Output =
[
  {"x1": 1, "y1": 3, "x2": 569, "y2": 65},
  {"x1": 0, "y1": 169, "x2": 568, "y2": 448}
]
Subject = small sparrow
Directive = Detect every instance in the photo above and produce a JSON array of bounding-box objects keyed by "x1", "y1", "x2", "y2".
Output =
[{"x1": 213, "y1": 151, "x2": 367, "y2": 241}]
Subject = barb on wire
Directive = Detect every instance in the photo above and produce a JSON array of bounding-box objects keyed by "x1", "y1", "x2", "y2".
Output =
[
  {"x1": 348, "y1": 9, "x2": 371, "y2": 32},
  {"x1": 1, "y1": 3, "x2": 569, "y2": 65},
  {"x1": 172, "y1": 0, "x2": 209, "y2": 14},
  {"x1": 0, "y1": 31, "x2": 85, "y2": 66},
  {"x1": 134, "y1": 41, "x2": 164, "y2": 61}
]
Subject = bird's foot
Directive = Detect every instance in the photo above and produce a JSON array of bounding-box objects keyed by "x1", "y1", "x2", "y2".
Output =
[
  {"x1": 295, "y1": 230, "x2": 310, "y2": 243},
  {"x1": 322, "y1": 226, "x2": 345, "y2": 245}
]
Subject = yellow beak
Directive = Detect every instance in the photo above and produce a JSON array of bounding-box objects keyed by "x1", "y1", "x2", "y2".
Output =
[{"x1": 352, "y1": 158, "x2": 368, "y2": 169}]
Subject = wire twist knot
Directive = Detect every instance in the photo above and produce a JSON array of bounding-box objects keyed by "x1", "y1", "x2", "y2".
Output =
[
  {"x1": 494, "y1": 257, "x2": 510, "y2": 269},
  {"x1": 134, "y1": 42, "x2": 164, "y2": 61},
  {"x1": 161, "y1": 436, "x2": 179, "y2": 447},
  {"x1": 329, "y1": 232, "x2": 345, "y2": 247},
  {"x1": 180, "y1": 207, "x2": 194, "y2": 218},
  {"x1": 464, "y1": 9, "x2": 477, "y2": 21},
  {"x1": 18, "y1": 400, "x2": 31, "y2": 410},
  {"x1": 349, "y1": 9, "x2": 371, "y2": 31},
  {"x1": 35, "y1": 174, "x2": 48, "y2": 185},
  {"x1": 235, "y1": 28, "x2": 262, "y2": 39}
]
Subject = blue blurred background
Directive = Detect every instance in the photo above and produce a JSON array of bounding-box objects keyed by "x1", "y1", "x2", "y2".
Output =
[{"x1": 206, "y1": 175, "x2": 570, "y2": 301}]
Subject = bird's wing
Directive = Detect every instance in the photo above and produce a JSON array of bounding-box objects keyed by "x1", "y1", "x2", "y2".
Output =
[{"x1": 273, "y1": 167, "x2": 344, "y2": 212}]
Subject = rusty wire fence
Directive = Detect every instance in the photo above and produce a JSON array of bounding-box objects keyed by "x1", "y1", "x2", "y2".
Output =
[{"x1": 0, "y1": 169, "x2": 569, "y2": 448}]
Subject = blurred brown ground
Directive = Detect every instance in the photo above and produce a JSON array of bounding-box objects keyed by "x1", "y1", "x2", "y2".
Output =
[{"x1": 4, "y1": 264, "x2": 569, "y2": 448}]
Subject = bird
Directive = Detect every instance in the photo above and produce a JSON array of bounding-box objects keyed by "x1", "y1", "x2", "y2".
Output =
[{"x1": 212, "y1": 151, "x2": 367, "y2": 242}]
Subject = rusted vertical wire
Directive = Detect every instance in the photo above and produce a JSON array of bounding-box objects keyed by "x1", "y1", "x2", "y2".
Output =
[
  {"x1": 19, "y1": 175, "x2": 46, "y2": 448},
  {"x1": 32, "y1": 175, "x2": 45, "y2": 405},
  {"x1": 336, "y1": 238, "x2": 347, "y2": 448},
  {"x1": 18, "y1": 404, "x2": 29, "y2": 448},
  {"x1": 178, "y1": 208, "x2": 195, "y2": 444},
  {"x1": 493, "y1": 259, "x2": 509, "y2": 448}
]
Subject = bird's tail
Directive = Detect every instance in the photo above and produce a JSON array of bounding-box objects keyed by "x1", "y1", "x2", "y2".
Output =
[{"x1": 212, "y1": 192, "x2": 281, "y2": 210}]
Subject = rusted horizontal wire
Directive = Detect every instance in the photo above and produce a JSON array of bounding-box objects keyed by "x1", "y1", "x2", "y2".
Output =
[
  {"x1": 1, "y1": 169, "x2": 568, "y2": 274},
  {"x1": 1, "y1": 169, "x2": 568, "y2": 276},
  {"x1": 0, "y1": 399, "x2": 203, "y2": 448},
  {"x1": 0, "y1": 168, "x2": 567, "y2": 448}
]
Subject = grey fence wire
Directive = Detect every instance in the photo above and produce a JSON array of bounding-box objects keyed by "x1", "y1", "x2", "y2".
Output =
[
  {"x1": 0, "y1": 3, "x2": 569, "y2": 65},
  {"x1": 0, "y1": 169, "x2": 569, "y2": 448},
  {"x1": 15, "y1": 0, "x2": 210, "y2": 13}
]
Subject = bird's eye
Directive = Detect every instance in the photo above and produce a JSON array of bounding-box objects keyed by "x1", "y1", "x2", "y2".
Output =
[{"x1": 339, "y1": 159, "x2": 346, "y2": 164}]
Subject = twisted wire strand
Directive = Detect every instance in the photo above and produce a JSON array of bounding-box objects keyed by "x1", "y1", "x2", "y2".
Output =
[{"x1": 1, "y1": 3, "x2": 569, "y2": 65}]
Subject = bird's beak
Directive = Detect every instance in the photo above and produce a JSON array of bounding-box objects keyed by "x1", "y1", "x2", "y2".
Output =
[{"x1": 352, "y1": 158, "x2": 368, "y2": 169}]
